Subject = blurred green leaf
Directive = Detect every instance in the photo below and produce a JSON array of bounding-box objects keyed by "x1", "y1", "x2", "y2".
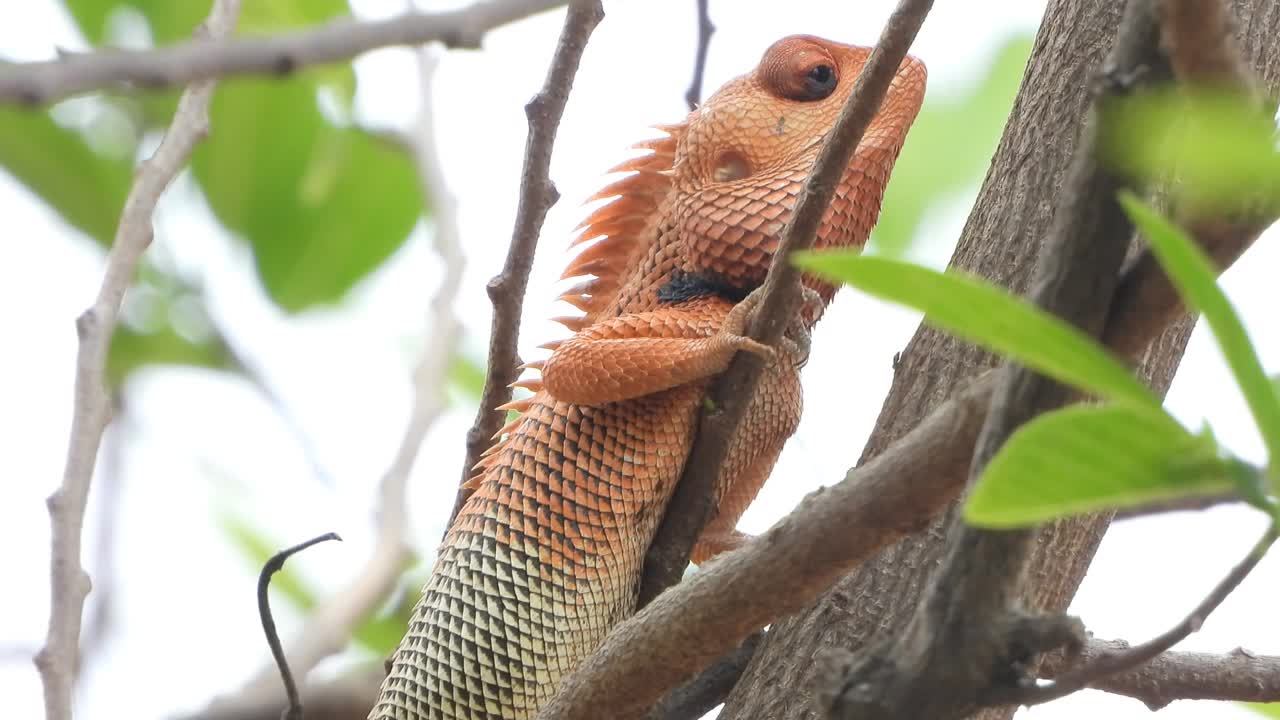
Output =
[
  {"x1": 794, "y1": 252, "x2": 1158, "y2": 407},
  {"x1": 57, "y1": 0, "x2": 412, "y2": 312},
  {"x1": 106, "y1": 263, "x2": 234, "y2": 385},
  {"x1": 1120, "y1": 194, "x2": 1280, "y2": 472},
  {"x1": 1102, "y1": 89, "x2": 1280, "y2": 215},
  {"x1": 64, "y1": 0, "x2": 349, "y2": 46},
  {"x1": 874, "y1": 34, "x2": 1032, "y2": 255},
  {"x1": 0, "y1": 104, "x2": 130, "y2": 244},
  {"x1": 351, "y1": 572, "x2": 423, "y2": 655},
  {"x1": 108, "y1": 323, "x2": 232, "y2": 387},
  {"x1": 218, "y1": 508, "x2": 319, "y2": 611},
  {"x1": 449, "y1": 353, "x2": 487, "y2": 403},
  {"x1": 192, "y1": 75, "x2": 421, "y2": 310},
  {"x1": 1244, "y1": 702, "x2": 1280, "y2": 718},
  {"x1": 966, "y1": 404, "x2": 1232, "y2": 528}
]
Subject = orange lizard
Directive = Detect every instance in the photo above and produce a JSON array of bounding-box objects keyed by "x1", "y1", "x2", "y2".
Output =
[{"x1": 370, "y1": 35, "x2": 926, "y2": 720}]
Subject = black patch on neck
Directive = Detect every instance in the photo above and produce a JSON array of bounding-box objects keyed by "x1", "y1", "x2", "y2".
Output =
[{"x1": 657, "y1": 270, "x2": 752, "y2": 305}]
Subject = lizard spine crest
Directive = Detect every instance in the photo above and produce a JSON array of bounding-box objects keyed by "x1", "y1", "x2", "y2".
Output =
[{"x1": 468, "y1": 124, "x2": 685, "y2": 481}]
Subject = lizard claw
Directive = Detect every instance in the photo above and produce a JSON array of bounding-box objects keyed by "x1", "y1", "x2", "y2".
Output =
[{"x1": 781, "y1": 285, "x2": 823, "y2": 369}]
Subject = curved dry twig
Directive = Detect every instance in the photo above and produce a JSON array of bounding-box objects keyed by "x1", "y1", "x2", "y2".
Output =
[
  {"x1": 0, "y1": 0, "x2": 569, "y2": 105},
  {"x1": 1006, "y1": 526, "x2": 1278, "y2": 707},
  {"x1": 34, "y1": 4, "x2": 243, "y2": 719},
  {"x1": 257, "y1": 532, "x2": 343, "y2": 720}
]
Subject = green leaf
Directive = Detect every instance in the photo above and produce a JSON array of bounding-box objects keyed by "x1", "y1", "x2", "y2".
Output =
[
  {"x1": 966, "y1": 404, "x2": 1232, "y2": 528},
  {"x1": 874, "y1": 34, "x2": 1032, "y2": 256},
  {"x1": 108, "y1": 322, "x2": 232, "y2": 387},
  {"x1": 1102, "y1": 89, "x2": 1280, "y2": 216},
  {"x1": 448, "y1": 353, "x2": 487, "y2": 403},
  {"x1": 794, "y1": 252, "x2": 1157, "y2": 407},
  {"x1": 58, "y1": 0, "x2": 407, "y2": 311},
  {"x1": 1243, "y1": 702, "x2": 1280, "y2": 719},
  {"x1": 351, "y1": 570, "x2": 422, "y2": 654},
  {"x1": 354, "y1": 611, "x2": 411, "y2": 655},
  {"x1": 0, "y1": 104, "x2": 131, "y2": 245},
  {"x1": 65, "y1": 0, "x2": 350, "y2": 46},
  {"x1": 192, "y1": 74, "x2": 422, "y2": 310},
  {"x1": 217, "y1": 509, "x2": 319, "y2": 611},
  {"x1": 1120, "y1": 194, "x2": 1280, "y2": 470}
]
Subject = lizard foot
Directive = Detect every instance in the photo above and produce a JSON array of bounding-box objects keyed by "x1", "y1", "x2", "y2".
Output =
[
  {"x1": 692, "y1": 528, "x2": 755, "y2": 564},
  {"x1": 714, "y1": 286, "x2": 777, "y2": 363},
  {"x1": 780, "y1": 285, "x2": 823, "y2": 369}
]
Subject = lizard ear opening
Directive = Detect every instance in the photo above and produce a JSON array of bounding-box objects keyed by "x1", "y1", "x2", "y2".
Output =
[
  {"x1": 758, "y1": 37, "x2": 839, "y2": 102},
  {"x1": 712, "y1": 150, "x2": 752, "y2": 183}
]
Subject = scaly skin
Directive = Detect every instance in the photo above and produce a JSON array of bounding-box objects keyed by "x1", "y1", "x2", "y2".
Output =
[{"x1": 371, "y1": 36, "x2": 926, "y2": 720}]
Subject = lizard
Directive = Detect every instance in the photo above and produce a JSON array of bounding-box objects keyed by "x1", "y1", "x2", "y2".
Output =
[{"x1": 370, "y1": 34, "x2": 926, "y2": 720}]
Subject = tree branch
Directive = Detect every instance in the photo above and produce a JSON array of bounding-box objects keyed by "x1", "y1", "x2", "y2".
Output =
[
  {"x1": 683, "y1": 0, "x2": 714, "y2": 111},
  {"x1": 0, "y1": 0, "x2": 569, "y2": 106},
  {"x1": 646, "y1": 630, "x2": 764, "y2": 720},
  {"x1": 1103, "y1": 0, "x2": 1273, "y2": 358},
  {"x1": 1039, "y1": 638, "x2": 1280, "y2": 709},
  {"x1": 636, "y1": 0, "x2": 936, "y2": 610},
  {"x1": 450, "y1": 0, "x2": 604, "y2": 526},
  {"x1": 33, "y1": 5, "x2": 243, "y2": 719}
]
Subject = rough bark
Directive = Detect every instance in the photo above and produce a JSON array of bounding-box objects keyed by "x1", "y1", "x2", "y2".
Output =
[{"x1": 719, "y1": 1, "x2": 1280, "y2": 717}]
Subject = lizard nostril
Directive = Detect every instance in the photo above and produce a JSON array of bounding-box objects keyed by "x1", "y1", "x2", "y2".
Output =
[{"x1": 712, "y1": 150, "x2": 752, "y2": 182}]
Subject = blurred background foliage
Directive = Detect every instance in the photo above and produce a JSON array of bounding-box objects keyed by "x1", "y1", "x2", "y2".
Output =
[
  {"x1": 1, "y1": 0, "x2": 423, "y2": 389},
  {"x1": 0, "y1": 0, "x2": 1033, "y2": 675}
]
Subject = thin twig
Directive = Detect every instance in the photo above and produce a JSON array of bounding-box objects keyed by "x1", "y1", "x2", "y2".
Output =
[
  {"x1": 33, "y1": 3, "x2": 242, "y2": 719},
  {"x1": 78, "y1": 400, "x2": 125, "y2": 676},
  {"x1": 684, "y1": 0, "x2": 715, "y2": 111},
  {"x1": 450, "y1": 0, "x2": 605, "y2": 528},
  {"x1": 1007, "y1": 525, "x2": 1278, "y2": 706},
  {"x1": 1038, "y1": 638, "x2": 1280, "y2": 709},
  {"x1": 257, "y1": 532, "x2": 342, "y2": 720},
  {"x1": 637, "y1": 0, "x2": 935, "y2": 609},
  {"x1": 0, "y1": 0, "x2": 569, "y2": 105}
]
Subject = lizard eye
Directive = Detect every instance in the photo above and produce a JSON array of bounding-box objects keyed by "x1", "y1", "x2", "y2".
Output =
[
  {"x1": 759, "y1": 44, "x2": 840, "y2": 102},
  {"x1": 805, "y1": 64, "x2": 836, "y2": 97}
]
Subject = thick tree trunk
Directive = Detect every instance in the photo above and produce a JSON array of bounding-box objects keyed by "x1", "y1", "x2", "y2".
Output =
[{"x1": 719, "y1": 1, "x2": 1280, "y2": 718}]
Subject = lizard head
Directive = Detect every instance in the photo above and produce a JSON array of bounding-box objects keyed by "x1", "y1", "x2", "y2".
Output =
[
  {"x1": 557, "y1": 35, "x2": 926, "y2": 330},
  {"x1": 674, "y1": 34, "x2": 927, "y2": 299}
]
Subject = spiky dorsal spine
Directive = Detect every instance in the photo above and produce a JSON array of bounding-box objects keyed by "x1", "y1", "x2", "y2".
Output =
[
  {"x1": 556, "y1": 125, "x2": 681, "y2": 327},
  {"x1": 464, "y1": 125, "x2": 684, "y2": 482}
]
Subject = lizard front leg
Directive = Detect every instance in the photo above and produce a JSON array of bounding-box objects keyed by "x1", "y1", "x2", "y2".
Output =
[{"x1": 541, "y1": 295, "x2": 774, "y2": 406}]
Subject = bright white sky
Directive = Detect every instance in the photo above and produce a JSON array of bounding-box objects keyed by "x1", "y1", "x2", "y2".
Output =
[{"x1": 2, "y1": 1, "x2": 1278, "y2": 719}]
